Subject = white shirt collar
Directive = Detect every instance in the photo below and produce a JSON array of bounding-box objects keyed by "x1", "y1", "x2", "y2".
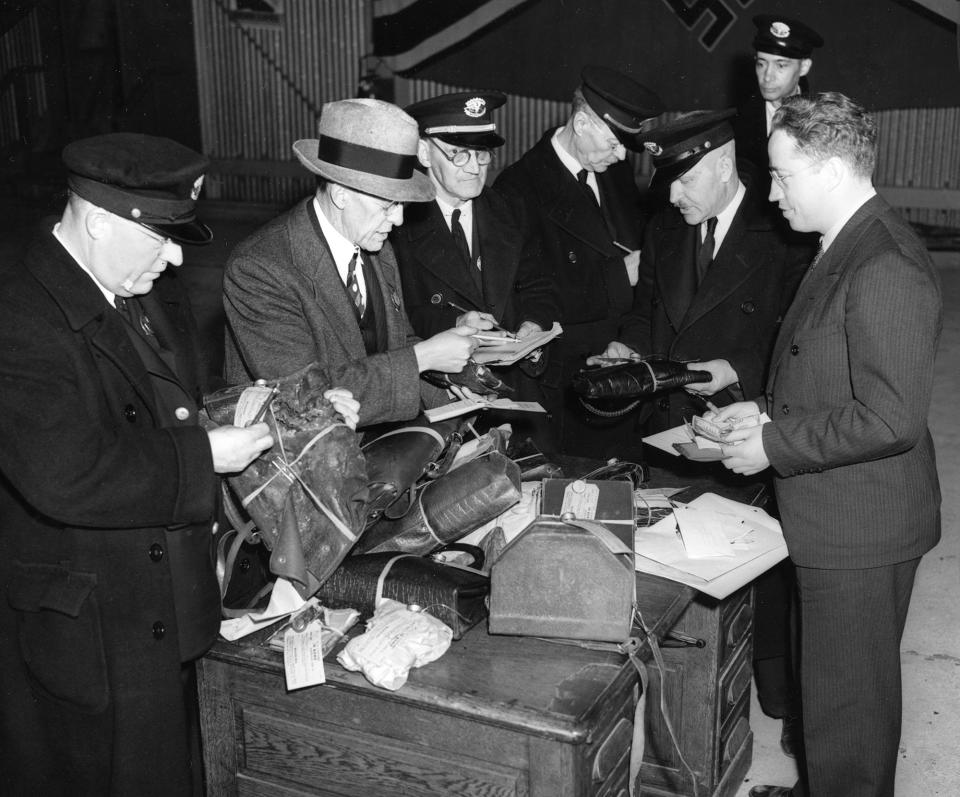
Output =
[
  {"x1": 436, "y1": 196, "x2": 473, "y2": 231},
  {"x1": 52, "y1": 223, "x2": 117, "y2": 307},
  {"x1": 312, "y1": 195, "x2": 367, "y2": 301},
  {"x1": 709, "y1": 180, "x2": 746, "y2": 253}
]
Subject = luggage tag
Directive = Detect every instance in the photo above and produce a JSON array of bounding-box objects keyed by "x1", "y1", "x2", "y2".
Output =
[{"x1": 560, "y1": 479, "x2": 600, "y2": 519}]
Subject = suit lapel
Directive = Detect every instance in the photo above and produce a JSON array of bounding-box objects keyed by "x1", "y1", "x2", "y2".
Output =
[
  {"x1": 475, "y1": 191, "x2": 521, "y2": 320},
  {"x1": 402, "y1": 202, "x2": 485, "y2": 310},
  {"x1": 656, "y1": 220, "x2": 698, "y2": 330},
  {"x1": 680, "y1": 201, "x2": 758, "y2": 328},
  {"x1": 293, "y1": 201, "x2": 369, "y2": 359}
]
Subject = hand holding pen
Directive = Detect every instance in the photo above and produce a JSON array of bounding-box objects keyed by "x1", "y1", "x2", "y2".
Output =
[{"x1": 448, "y1": 301, "x2": 519, "y2": 341}]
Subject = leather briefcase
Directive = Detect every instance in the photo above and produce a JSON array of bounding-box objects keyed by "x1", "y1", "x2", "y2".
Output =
[{"x1": 316, "y1": 551, "x2": 489, "y2": 640}]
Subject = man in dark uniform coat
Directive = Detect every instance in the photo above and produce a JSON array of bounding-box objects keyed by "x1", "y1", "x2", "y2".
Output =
[
  {"x1": 718, "y1": 92, "x2": 942, "y2": 797},
  {"x1": 734, "y1": 15, "x2": 824, "y2": 180},
  {"x1": 223, "y1": 98, "x2": 478, "y2": 429},
  {"x1": 596, "y1": 110, "x2": 811, "y2": 761},
  {"x1": 601, "y1": 110, "x2": 809, "y2": 430},
  {"x1": 495, "y1": 66, "x2": 663, "y2": 457},
  {"x1": 392, "y1": 90, "x2": 559, "y2": 444},
  {"x1": 0, "y1": 134, "x2": 281, "y2": 796}
]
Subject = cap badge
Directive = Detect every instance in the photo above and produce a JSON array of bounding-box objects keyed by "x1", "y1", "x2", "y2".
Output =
[
  {"x1": 191, "y1": 175, "x2": 204, "y2": 201},
  {"x1": 643, "y1": 142, "x2": 663, "y2": 156},
  {"x1": 463, "y1": 97, "x2": 487, "y2": 118},
  {"x1": 770, "y1": 21, "x2": 791, "y2": 39}
]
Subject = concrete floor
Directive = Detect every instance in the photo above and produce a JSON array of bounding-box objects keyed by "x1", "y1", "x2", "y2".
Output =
[{"x1": 3, "y1": 199, "x2": 958, "y2": 795}]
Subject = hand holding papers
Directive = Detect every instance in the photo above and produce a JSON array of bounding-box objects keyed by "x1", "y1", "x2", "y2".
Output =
[
  {"x1": 642, "y1": 412, "x2": 770, "y2": 460},
  {"x1": 471, "y1": 322, "x2": 562, "y2": 366}
]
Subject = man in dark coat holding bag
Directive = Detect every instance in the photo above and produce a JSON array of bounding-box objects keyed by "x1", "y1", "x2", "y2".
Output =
[{"x1": 0, "y1": 134, "x2": 278, "y2": 796}]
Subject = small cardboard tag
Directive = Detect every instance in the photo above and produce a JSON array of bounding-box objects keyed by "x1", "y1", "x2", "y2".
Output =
[
  {"x1": 283, "y1": 622, "x2": 327, "y2": 690},
  {"x1": 560, "y1": 479, "x2": 600, "y2": 519}
]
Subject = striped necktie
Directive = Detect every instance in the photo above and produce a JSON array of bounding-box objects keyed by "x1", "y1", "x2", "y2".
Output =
[{"x1": 346, "y1": 249, "x2": 365, "y2": 318}]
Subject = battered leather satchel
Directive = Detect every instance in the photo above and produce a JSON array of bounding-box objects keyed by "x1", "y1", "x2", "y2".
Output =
[
  {"x1": 315, "y1": 550, "x2": 489, "y2": 640},
  {"x1": 204, "y1": 363, "x2": 369, "y2": 600},
  {"x1": 361, "y1": 416, "x2": 466, "y2": 526},
  {"x1": 355, "y1": 451, "x2": 522, "y2": 556}
]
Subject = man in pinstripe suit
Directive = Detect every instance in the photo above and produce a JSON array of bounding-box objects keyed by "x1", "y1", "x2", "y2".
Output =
[{"x1": 711, "y1": 93, "x2": 942, "y2": 797}]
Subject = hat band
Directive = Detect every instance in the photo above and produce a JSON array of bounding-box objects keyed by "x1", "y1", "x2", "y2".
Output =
[
  {"x1": 654, "y1": 143, "x2": 715, "y2": 172},
  {"x1": 317, "y1": 135, "x2": 416, "y2": 180},
  {"x1": 602, "y1": 113, "x2": 645, "y2": 135},
  {"x1": 424, "y1": 123, "x2": 497, "y2": 134},
  {"x1": 68, "y1": 174, "x2": 197, "y2": 224}
]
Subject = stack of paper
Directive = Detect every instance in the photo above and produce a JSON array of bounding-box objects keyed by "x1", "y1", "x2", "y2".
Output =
[
  {"x1": 471, "y1": 322, "x2": 563, "y2": 366},
  {"x1": 633, "y1": 493, "x2": 788, "y2": 599}
]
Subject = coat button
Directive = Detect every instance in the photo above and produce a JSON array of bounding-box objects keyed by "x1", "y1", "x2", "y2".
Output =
[
  {"x1": 174, "y1": 406, "x2": 190, "y2": 421},
  {"x1": 238, "y1": 557, "x2": 251, "y2": 573},
  {"x1": 657, "y1": 397, "x2": 670, "y2": 411},
  {"x1": 790, "y1": 344, "x2": 800, "y2": 356},
  {"x1": 741, "y1": 301, "x2": 756, "y2": 314},
  {"x1": 781, "y1": 404, "x2": 790, "y2": 415},
  {"x1": 148, "y1": 543, "x2": 164, "y2": 562},
  {"x1": 430, "y1": 293, "x2": 442, "y2": 304},
  {"x1": 567, "y1": 251, "x2": 577, "y2": 263},
  {"x1": 152, "y1": 621, "x2": 166, "y2": 640},
  {"x1": 123, "y1": 404, "x2": 137, "y2": 422}
]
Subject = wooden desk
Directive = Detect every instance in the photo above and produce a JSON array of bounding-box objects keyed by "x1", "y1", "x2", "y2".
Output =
[
  {"x1": 199, "y1": 573, "x2": 692, "y2": 797},
  {"x1": 198, "y1": 467, "x2": 763, "y2": 797}
]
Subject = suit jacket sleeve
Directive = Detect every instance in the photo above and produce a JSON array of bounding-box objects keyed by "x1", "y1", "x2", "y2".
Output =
[
  {"x1": 762, "y1": 248, "x2": 941, "y2": 475},
  {"x1": 615, "y1": 220, "x2": 656, "y2": 355}
]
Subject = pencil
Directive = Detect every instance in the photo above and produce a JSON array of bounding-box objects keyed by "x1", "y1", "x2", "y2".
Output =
[
  {"x1": 612, "y1": 240, "x2": 633, "y2": 254},
  {"x1": 447, "y1": 301, "x2": 515, "y2": 336}
]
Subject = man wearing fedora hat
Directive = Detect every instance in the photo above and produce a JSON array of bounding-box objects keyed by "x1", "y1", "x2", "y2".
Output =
[
  {"x1": 734, "y1": 15, "x2": 824, "y2": 181},
  {"x1": 223, "y1": 98, "x2": 478, "y2": 428},
  {"x1": 0, "y1": 133, "x2": 298, "y2": 795},
  {"x1": 495, "y1": 65, "x2": 664, "y2": 457},
  {"x1": 391, "y1": 90, "x2": 559, "y2": 441}
]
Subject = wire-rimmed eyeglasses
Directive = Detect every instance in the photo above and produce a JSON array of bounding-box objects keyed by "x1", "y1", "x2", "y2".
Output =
[{"x1": 429, "y1": 138, "x2": 493, "y2": 168}]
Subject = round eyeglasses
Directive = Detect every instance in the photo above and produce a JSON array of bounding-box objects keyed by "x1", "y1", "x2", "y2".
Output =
[{"x1": 429, "y1": 138, "x2": 494, "y2": 167}]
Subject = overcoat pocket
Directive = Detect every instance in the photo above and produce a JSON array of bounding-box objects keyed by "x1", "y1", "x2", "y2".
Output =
[{"x1": 8, "y1": 561, "x2": 110, "y2": 713}]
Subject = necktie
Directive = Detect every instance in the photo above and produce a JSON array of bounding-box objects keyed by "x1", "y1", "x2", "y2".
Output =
[
  {"x1": 577, "y1": 169, "x2": 598, "y2": 205},
  {"x1": 696, "y1": 216, "x2": 718, "y2": 285},
  {"x1": 346, "y1": 249, "x2": 365, "y2": 318},
  {"x1": 451, "y1": 208, "x2": 473, "y2": 268}
]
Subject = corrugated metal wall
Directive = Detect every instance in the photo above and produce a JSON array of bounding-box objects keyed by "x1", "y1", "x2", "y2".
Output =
[
  {"x1": 0, "y1": 8, "x2": 47, "y2": 151},
  {"x1": 192, "y1": 0, "x2": 369, "y2": 205},
  {"x1": 189, "y1": 6, "x2": 960, "y2": 227}
]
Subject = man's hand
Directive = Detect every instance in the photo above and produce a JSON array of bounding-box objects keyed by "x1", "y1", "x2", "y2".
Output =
[
  {"x1": 684, "y1": 359, "x2": 739, "y2": 396},
  {"x1": 456, "y1": 310, "x2": 495, "y2": 331},
  {"x1": 324, "y1": 388, "x2": 360, "y2": 430},
  {"x1": 586, "y1": 340, "x2": 640, "y2": 366},
  {"x1": 208, "y1": 423, "x2": 274, "y2": 474},
  {"x1": 623, "y1": 249, "x2": 641, "y2": 287},
  {"x1": 414, "y1": 326, "x2": 477, "y2": 373},
  {"x1": 516, "y1": 320, "x2": 543, "y2": 340},
  {"x1": 718, "y1": 424, "x2": 769, "y2": 476}
]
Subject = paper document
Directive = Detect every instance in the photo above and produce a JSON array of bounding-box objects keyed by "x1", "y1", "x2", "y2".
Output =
[
  {"x1": 634, "y1": 492, "x2": 787, "y2": 599},
  {"x1": 642, "y1": 413, "x2": 771, "y2": 459},
  {"x1": 424, "y1": 398, "x2": 545, "y2": 422},
  {"x1": 471, "y1": 322, "x2": 562, "y2": 366}
]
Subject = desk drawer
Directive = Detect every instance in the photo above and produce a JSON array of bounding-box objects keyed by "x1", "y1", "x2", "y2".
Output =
[
  {"x1": 236, "y1": 705, "x2": 525, "y2": 797},
  {"x1": 718, "y1": 642, "x2": 753, "y2": 730},
  {"x1": 717, "y1": 587, "x2": 753, "y2": 665}
]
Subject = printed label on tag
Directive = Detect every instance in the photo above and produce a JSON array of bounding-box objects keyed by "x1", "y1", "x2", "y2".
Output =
[
  {"x1": 560, "y1": 479, "x2": 599, "y2": 519},
  {"x1": 234, "y1": 385, "x2": 274, "y2": 427},
  {"x1": 283, "y1": 624, "x2": 326, "y2": 691}
]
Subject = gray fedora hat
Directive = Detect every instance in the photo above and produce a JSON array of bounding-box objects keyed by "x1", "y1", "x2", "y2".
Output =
[{"x1": 293, "y1": 98, "x2": 435, "y2": 203}]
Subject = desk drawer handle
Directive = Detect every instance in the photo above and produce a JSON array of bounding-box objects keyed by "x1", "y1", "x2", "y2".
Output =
[
  {"x1": 725, "y1": 604, "x2": 753, "y2": 648},
  {"x1": 726, "y1": 660, "x2": 753, "y2": 708},
  {"x1": 592, "y1": 717, "x2": 633, "y2": 782}
]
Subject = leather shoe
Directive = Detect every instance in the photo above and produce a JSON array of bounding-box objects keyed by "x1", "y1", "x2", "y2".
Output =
[
  {"x1": 780, "y1": 713, "x2": 803, "y2": 758},
  {"x1": 749, "y1": 787, "x2": 794, "y2": 797}
]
